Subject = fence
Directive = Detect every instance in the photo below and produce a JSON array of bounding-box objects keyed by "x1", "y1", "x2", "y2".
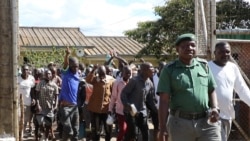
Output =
[{"x1": 230, "y1": 98, "x2": 250, "y2": 141}]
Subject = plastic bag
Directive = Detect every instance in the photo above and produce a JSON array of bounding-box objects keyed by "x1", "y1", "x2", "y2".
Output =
[{"x1": 106, "y1": 114, "x2": 114, "y2": 125}]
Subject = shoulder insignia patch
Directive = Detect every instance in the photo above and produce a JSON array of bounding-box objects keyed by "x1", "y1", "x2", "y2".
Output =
[{"x1": 196, "y1": 57, "x2": 208, "y2": 73}]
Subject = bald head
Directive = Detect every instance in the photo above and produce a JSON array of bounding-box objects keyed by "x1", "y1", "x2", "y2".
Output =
[
  {"x1": 69, "y1": 57, "x2": 79, "y2": 74},
  {"x1": 69, "y1": 57, "x2": 79, "y2": 65},
  {"x1": 97, "y1": 65, "x2": 106, "y2": 79},
  {"x1": 140, "y1": 62, "x2": 152, "y2": 71},
  {"x1": 215, "y1": 41, "x2": 231, "y2": 51},
  {"x1": 123, "y1": 65, "x2": 131, "y2": 72}
]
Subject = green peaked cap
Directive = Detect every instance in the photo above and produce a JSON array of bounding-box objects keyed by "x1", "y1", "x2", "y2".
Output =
[{"x1": 175, "y1": 33, "x2": 196, "y2": 46}]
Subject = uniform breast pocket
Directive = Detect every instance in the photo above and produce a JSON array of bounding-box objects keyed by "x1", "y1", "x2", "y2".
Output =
[
  {"x1": 198, "y1": 72, "x2": 208, "y2": 86},
  {"x1": 173, "y1": 74, "x2": 190, "y2": 88}
]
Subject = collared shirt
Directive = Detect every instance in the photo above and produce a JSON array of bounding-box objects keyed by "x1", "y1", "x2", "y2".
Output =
[
  {"x1": 208, "y1": 61, "x2": 250, "y2": 120},
  {"x1": 157, "y1": 58, "x2": 217, "y2": 113},
  {"x1": 109, "y1": 78, "x2": 129, "y2": 115},
  {"x1": 36, "y1": 80, "x2": 59, "y2": 116},
  {"x1": 59, "y1": 67, "x2": 79, "y2": 105},
  {"x1": 86, "y1": 73, "x2": 115, "y2": 113},
  {"x1": 121, "y1": 74, "x2": 154, "y2": 117}
]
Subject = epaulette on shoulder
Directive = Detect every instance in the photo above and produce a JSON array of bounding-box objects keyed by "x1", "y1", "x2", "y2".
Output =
[
  {"x1": 196, "y1": 57, "x2": 207, "y2": 64},
  {"x1": 196, "y1": 57, "x2": 209, "y2": 73}
]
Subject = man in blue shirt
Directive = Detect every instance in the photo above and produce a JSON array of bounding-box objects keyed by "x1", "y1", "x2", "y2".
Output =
[{"x1": 59, "y1": 47, "x2": 80, "y2": 141}]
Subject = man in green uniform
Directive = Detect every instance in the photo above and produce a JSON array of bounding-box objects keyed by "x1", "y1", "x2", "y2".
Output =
[{"x1": 157, "y1": 33, "x2": 221, "y2": 141}]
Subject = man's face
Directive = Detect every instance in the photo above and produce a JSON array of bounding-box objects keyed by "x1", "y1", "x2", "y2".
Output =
[
  {"x1": 214, "y1": 44, "x2": 231, "y2": 66},
  {"x1": 122, "y1": 68, "x2": 132, "y2": 80},
  {"x1": 146, "y1": 63, "x2": 154, "y2": 78},
  {"x1": 69, "y1": 62, "x2": 79, "y2": 74},
  {"x1": 45, "y1": 70, "x2": 52, "y2": 80},
  {"x1": 177, "y1": 40, "x2": 196, "y2": 60},
  {"x1": 22, "y1": 66, "x2": 29, "y2": 76},
  {"x1": 50, "y1": 68, "x2": 57, "y2": 77}
]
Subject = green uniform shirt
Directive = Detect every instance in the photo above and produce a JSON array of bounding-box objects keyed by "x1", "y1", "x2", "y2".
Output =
[{"x1": 157, "y1": 58, "x2": 216, "y2": 113}]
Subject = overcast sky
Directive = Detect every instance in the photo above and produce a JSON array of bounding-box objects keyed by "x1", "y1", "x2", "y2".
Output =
[{"x1": 19, "y1": 0, "x2": 164, "y2": 36}]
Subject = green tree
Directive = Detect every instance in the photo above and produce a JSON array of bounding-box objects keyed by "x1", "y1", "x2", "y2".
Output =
[
  {"x1": 217, "y1": 0, "x2": 250, "y2": 29},
  {"x1": 22, "y1": 47, "x2": 86, "y2": 68},
  {"x1": 125, "y1": 0, "x2": 194, "y2": 60},
  {"x1": 23, "y1": 47, "x2": 65, "y2": 68},
  {"x1": 125, "y1": 0, "x2": 250, "y2": 60}
]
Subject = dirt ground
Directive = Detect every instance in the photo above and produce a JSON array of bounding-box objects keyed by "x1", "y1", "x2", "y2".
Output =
[{"x1": 23, "y1": 119, "x2": 156, "y2": 141}]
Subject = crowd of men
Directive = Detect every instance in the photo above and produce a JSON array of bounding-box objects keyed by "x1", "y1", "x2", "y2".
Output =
[{"x1": 18, "y1": 33, "x2": 250, "y2": 141}]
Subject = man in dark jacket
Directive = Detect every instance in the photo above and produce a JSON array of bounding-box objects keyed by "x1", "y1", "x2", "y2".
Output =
[{"x1": 121, "y1": 62, "x2": 155, "y2": 141}]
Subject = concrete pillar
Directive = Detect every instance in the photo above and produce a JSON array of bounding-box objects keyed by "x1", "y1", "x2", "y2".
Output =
[{"x1": 0, "y1": 0, "x2": 19, "y2": 140}]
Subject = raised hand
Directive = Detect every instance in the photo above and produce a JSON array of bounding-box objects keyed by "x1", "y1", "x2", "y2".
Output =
[{"x1": 65, "y1": 46, "x2": 71, "y2": 55}]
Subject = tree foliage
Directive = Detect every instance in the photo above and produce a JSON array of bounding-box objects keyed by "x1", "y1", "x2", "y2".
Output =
[
  {"x1": 23, "y1": 47, "x2": 64, "y2": 68},
  {"x1": 23, "y1": 47, "x2": 86, "y2": 68},
  {"x1": 217, "y1": 0, "x2": 250, "y2": 29},
  {"x1": 125, "y1": 0, "x2": 194, "y2": 60},
  {"x1": 125, "y1": 0, "x2": 250, "y2": 61}
]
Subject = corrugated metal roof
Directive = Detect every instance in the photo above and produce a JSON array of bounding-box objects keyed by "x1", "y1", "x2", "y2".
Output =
[
  {"x1": 19, "y1": 26, "x2": 94, "y2": 48},
  {"x1": 19, "y1": 27, "x2": 146, "y2": 56},
  {"x1": 84, "y1": 36, "x2": 145, "y2": 56}
]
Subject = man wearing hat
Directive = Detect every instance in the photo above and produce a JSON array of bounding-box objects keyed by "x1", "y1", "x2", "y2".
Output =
[{"x1": 157, "y1": 33, "x2": 221, "y2": 141}]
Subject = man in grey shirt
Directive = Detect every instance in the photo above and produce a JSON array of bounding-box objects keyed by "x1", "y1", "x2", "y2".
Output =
[{"x1": 121, "y1": 62, "x2": 155, "y2": 141}]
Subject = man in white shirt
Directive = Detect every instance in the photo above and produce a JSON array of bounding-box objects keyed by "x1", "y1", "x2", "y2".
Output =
[
  {"x1": 18, "y1": 65, "x2": 35, "y2": 132},
  {"x1": 208, "y1": 41, "x2": 250, "y2": 141}
]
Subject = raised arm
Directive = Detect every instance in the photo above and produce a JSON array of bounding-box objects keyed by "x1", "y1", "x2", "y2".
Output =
[
  {"x1": 63, "y1": 46, "x2": 71, "y2": 69},
  {"x1": 113, "y1": 52, "x2": 128, "y2": 66},
  {"x1": 104, "y1": 54, "x2": 114, "y2": 66},
  {"x1": 85, "y1": 64, "x2": 98, "y2": 84}
]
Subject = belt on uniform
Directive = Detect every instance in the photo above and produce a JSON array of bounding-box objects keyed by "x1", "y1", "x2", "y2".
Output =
[
  {"x1": 60, "y1": 100, "x2": 76, "y2": 107},
  {"x1": 170, "y1": 110, "x2": 206, "y2": 120}
]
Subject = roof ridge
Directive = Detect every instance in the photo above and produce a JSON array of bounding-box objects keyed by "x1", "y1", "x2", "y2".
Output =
[
  {"x1": 86, "y1": 36, "x2": 126, "y2": 38},
  {"x1": 20, "y1": 26, "x2": 79, "y2": 30}
]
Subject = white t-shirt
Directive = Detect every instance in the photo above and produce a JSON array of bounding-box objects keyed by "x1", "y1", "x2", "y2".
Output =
[
  {"x1": 18, "y1": 75, "x2": 35, "y2": 106},
  {"x1": 153, "y1": 73, "x2": 159, "y2": 109},
  {"x1": 208, "y1": 61, "x2": 250, "y2": 120}
]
